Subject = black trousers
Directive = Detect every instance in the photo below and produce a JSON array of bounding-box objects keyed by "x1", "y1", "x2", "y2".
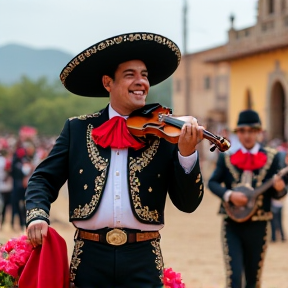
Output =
[
  {"x1": 221, "y1": 219, "x2": 268, "y2": 288},
  {"x1": 0, "y1": 191, "x2": 11, "y2": 226},
  {"x1": 11, "y1": 180, "x2": 26, "y2": 228},
  {"x1": 70, "y1": 235, "x2": 164, "y2": 288},
  {"x1": 271, "y1": 207, "x2": 285, "y2": 241}
]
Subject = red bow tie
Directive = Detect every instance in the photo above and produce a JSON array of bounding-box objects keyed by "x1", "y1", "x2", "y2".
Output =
[
  {"x1": 91, "y1": 116, "x2": 145, "y2": 150},
  {"x1": 230, "y1": 150, "x2": 267, "y2": 171}
]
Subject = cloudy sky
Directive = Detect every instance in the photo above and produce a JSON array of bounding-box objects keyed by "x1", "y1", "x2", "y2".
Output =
[{"x1": 1, "y1": 0, "x2": 258, "y2": 55}]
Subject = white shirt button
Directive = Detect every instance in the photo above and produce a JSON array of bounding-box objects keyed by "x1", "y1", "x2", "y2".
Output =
[{"x1": 116, "y1": 171, "x2": 120, "y2": 176}]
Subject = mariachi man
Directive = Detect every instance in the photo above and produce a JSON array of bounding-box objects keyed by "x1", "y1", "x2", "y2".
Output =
[
  {"x1": 25, "y1": 32, "x2": 204, "y2": 288},
  {"x1": 208, "y1": 109, "x2": 287, "y2": 288}
]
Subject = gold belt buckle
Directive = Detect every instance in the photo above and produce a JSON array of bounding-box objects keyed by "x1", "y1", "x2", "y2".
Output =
[{"x1": 106, "y1": 229, "x2": 127, "y2": 246}]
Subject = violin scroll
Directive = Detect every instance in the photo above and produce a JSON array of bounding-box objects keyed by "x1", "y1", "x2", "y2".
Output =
[{"x1": 207, "y1": 135, "x2": 231, "y2": 153}]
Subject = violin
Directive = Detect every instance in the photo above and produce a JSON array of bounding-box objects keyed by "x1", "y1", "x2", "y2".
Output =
[{"x1": 127, "y1": 104, "x2": 231, "y2": 152}]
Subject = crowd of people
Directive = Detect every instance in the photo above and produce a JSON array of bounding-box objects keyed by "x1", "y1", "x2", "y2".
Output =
[{"x1": 0, "y1": 133, "x2": 54, "y2": 231}]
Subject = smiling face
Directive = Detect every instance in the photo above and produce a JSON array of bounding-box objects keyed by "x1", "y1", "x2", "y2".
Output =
[{"x1": 102, "y1": 60, "x2": 150, "y2": 116}]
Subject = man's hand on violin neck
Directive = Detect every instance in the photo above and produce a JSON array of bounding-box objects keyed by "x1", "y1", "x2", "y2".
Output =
[{"x1": 178, "y1": 117, "x2": 204, "y2": 157}]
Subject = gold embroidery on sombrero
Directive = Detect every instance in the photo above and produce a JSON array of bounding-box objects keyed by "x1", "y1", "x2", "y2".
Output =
[
  {"x1": 69, "y1": 112, "x2": 101, "y2": 121},
  {"x1": 129, "y1": 139, "x2": 160, "y2": 222},
  {"x1": 151, "y1": 237, "x2": 164, "y2": 281},
  {"x1": 60, "y1": 33, "x2": 181, "y2": 84},
  {"x1": 221, "y1": 220, "x2": 233, "y2": 288},
  {"x1": 70, "y1": 239, "x2": 84, "y2": 282},
  {"x1": 71, "y1": 124, "x2": 108, "y2": 218}
]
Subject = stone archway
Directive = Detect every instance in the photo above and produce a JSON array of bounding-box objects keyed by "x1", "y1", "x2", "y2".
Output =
[
  {"x1": 266, "y1": 61, "x2": 288, "y2": 141},
  {"x1": 270, "y1": 81, "x2": 285, "y2": 140}
]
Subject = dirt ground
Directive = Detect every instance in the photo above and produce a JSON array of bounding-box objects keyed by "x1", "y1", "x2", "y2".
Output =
[{"x1": 1, "y1": 166, "x2": 287, "y2": 288}]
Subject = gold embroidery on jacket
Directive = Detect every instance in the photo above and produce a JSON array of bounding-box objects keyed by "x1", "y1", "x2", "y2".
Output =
[
  {"x1": 26, "y1": 208, "x2": 49, "y2": 223},
  {"x1": 225, "y1": 147, "x2": 276, "y2": 187},
  {"x1": 255, "y1": 148, "x2": 276, "y2": 187},
  {"x1": 225, "y1": 154, "x2": 240, "y2": 184},
  {"x1": 129, "y1": 139, "x2": 160, "y2": 222},
  {"x1": 71, "y1": 124, "x2": 108, "y2": 218},
  {"x1": 70, "y1": 239, "x2": 84, "y2": 281},
  {"x1": 225, "y1": 148, "x2": 277, "y2": 218},
  {"x1": 196, "y1": 173, "x2": 201, "y2": 183},
  {"x1": 251, "y1": 211, "x2": 273, "y2": 221},
  {"x1": 69, "y1": 112, "x2": 101, "y2": 121}
]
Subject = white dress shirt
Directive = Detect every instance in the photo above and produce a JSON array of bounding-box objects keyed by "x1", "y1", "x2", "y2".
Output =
[{"x1": 74, "y1": 105, "x2": 197, "y2": 231}]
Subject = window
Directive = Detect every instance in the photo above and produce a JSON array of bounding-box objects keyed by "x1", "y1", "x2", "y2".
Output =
[
  {"x1": 282, "y1": 0, "x2": 286, "y2": 11},
  {"x1": 268, "y1": 0, "x2": 274, "y2": 14},
  {"x1": 285, "y1": 16, "x2": 288, "y2": 26},
  {"x1": 204, "y1": 76, "x2": 211, "y2": 90}
]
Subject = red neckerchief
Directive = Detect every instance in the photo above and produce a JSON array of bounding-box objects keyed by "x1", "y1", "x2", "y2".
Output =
[
  {"x1": 91, "y1": 116, "x2": 145, "y2": 150},
  {"x1": 230, "y1": 149, "x2": 267, "y2": 170}
]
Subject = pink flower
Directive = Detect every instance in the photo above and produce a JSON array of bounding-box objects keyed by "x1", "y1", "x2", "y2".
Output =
[
  {"x1": 0, "y1": 258, "x2": 19, "y2": 278},
  {"x1": 0, "y1": 235, "x2": 33, "y2": 281},
  {"x1": 163, "y1": 267, "x2": 186, "y2": 288}
]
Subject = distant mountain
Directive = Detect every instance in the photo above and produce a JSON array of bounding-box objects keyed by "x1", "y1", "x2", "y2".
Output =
[{"x1": 0, "y1": 44, "x2": 73, "y2": 84}]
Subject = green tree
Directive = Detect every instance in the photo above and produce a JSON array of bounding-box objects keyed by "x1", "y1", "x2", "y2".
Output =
[{"x1": 0, "y1": 76, "x2": 171, "y2": 135}]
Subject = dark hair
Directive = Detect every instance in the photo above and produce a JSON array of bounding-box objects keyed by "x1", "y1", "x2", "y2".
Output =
[{"x1": 102, "y1": 61, "x2": 123, "y2": 80}]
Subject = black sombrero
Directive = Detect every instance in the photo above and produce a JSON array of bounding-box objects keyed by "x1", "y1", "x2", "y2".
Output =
[
  {"x1": 235, "y1": 109, "x2": 262, "y2": 131},
  {"x1": 60, "y1": 32, "x2": 181, "y2": 97}
]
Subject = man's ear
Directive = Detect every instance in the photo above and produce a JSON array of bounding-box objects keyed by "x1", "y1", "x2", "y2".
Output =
[{"x1": 102, "y1": 75, "x2": 112, "y2": 92}]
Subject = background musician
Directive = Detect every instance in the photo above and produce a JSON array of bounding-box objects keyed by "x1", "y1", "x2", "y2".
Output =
[{"x1": 208, "y1": 109, "x2": 287, "y2": 288}]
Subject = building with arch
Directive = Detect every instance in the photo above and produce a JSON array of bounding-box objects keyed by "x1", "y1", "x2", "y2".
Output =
[
  {"x1": 173, "y1": 0, "x2": 288, "y2": 141},
  {"x1": 206, "y1": 0, "x2": 288, "y2": 141}
]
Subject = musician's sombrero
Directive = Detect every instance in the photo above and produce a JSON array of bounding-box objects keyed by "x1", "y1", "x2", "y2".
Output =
[
  {"x1": 60, "y1": 32, "x2": 181, "y2": 97},
  {"x1": 235, "y1": 109, "x2": 262, "y2": 131}
]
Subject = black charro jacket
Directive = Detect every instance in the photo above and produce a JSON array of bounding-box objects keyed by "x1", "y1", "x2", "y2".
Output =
[
  {"x1": 208, "y1": 146, "x2": 287, "y2": 221},
  {"x1": 25, "y1": 104, "x2": 204, "y2": 226}
]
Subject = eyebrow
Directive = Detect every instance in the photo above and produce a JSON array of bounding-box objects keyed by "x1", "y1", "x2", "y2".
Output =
[{"x1": 123, "y1": 69, "x2": 148, "y2": 74}]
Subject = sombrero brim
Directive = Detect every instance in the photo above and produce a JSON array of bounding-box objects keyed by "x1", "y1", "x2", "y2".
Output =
[
  {"x1": 234, "y1": 123, "x2": 262, "y2": 132},
  {"x1": 60, "y1": 32, "x2": 181, "y2": 97}
]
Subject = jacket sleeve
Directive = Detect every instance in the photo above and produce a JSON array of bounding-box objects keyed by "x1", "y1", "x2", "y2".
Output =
[
  {"x1": 25, "y1": 119, "x2": 70, "y2": 226},
  {"x1": 208, "y1": 153, "x2": 229, "y2": 200},
  {"x1": 268, "y1": 152, "x2": 287, "y2": 199},
  {"x1": 167, "y1": 148, "x2": 203, "y2": 213}
]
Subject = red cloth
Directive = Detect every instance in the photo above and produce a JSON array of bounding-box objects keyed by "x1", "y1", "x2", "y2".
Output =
[
  {"x1": 18, "y1": 227, "x2": 70, "y2": 288},
  {"x1": 230, "y1": 150, "x2": 267, "y2": 171},
  {"x1": 91, "y1": 116, "x2": 145, "y2": 150}
]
